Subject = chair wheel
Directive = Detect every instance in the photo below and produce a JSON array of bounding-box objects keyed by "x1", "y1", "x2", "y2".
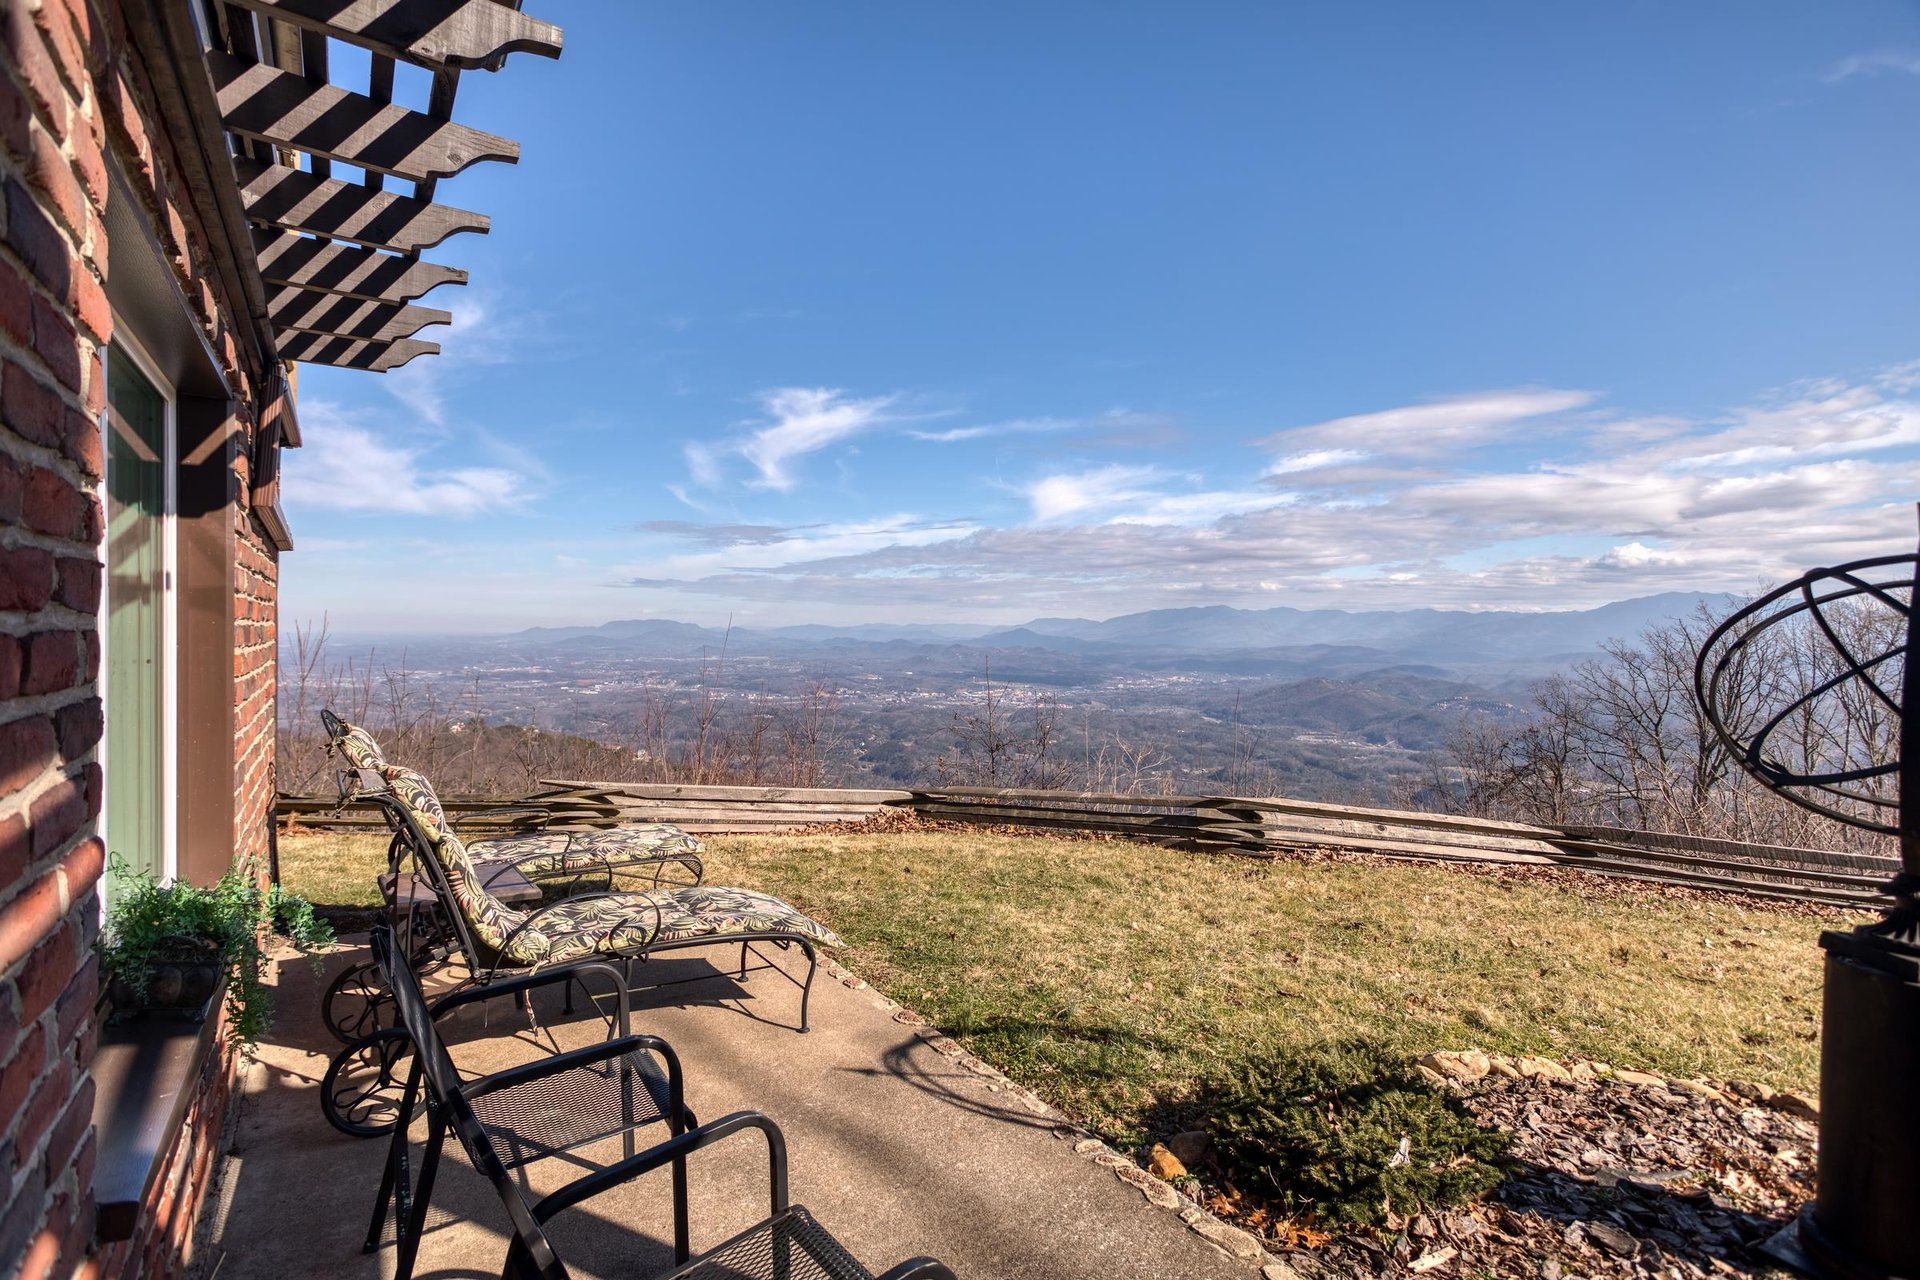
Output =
[
  {"x1": 320, "y1": 1030, "x2": 414, "y2": 1138},
  {"x1": 321, "y1": 960, "x2": 399, "y2": 1045}
]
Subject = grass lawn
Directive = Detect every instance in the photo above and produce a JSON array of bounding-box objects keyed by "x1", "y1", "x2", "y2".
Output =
[{"x1": 278, "y1": 826, "x2": 1857, "y2": 1148}]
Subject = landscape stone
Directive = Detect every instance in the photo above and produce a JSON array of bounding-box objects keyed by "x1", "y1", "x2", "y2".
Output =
[
  {"x1": 1147, "y1": 1143, "x2": 1188, "y2": 1181},
  {"x1": 1116, "y1": 1163, "x2": 1183, "y2": 1208},
  {"x1": 1262, "y1": 1263, "x2": 1306, "y2": 1280},
  {"x1": 1611, "y1": 1068, "x2": 1666, "y2": 1087},
  {"x1": 1770, "y1": 1090, "x2": 1820, "y2": 1121},
  {"x1": 1669, "y1": 1078, "x2": 1730, "y2": 1105},
  {"x1": 1419, "y1": 1050, "x2": 1490, "y2": 1082},
  {"x1": 1180, "y1": 1207, "x2": 1268, "y2": 1260},
  {"x1": 1166, "y1": 1129, "x2": 1212, "y2": 1165}
]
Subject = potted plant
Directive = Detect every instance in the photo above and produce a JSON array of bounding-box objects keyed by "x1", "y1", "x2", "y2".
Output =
[{"x1": 100, "y1": 857, "x2": 333, "y2": 1046}]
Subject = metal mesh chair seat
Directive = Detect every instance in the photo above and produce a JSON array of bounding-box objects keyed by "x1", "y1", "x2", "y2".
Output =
[
  {"x1": 367, "y1": 925, "x2": 956, "y2": 1280},
  {"x1": 659, "y1": 1207, "x2": 872, "y2": 1280},
  {"x1": 470, "y1": 1048, "x2": 675, "y2": 1171}
]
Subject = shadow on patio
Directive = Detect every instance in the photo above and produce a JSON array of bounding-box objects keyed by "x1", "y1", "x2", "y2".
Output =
[{"x1": 204, "y1": 939, "x2": 1255, "y2": 1280}]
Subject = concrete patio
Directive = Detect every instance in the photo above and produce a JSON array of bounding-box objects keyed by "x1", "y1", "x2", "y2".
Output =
[{"x1": 202, "y1": 939, "x2": 1258, "y2": 1280}]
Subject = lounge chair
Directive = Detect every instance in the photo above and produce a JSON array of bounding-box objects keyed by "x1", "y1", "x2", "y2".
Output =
[
  {"x1": 317, "y1": 712, "x2": 708, "y2": 1044},
  {"x1": 320, "y1": 757, "x2": 842, "y2": 1136},
  {"x1": 367, "y1": 923, "x2": 955, "y2": 1280}
]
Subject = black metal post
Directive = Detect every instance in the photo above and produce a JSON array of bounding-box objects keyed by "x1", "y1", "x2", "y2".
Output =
[{"x1": 1793, "y1": 516, "x2": 1920, "y2": 1280}]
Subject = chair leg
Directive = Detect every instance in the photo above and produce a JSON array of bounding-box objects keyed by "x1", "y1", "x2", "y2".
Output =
[
  {"x1": 797, "y1": 942, "x2": 818, "y2": 1033},
  {"x1": 738, "y1": 939, "x2": 750, "y2": 979},
  {"x1": 671, "y1": 1149, "x2": 691, "y2": 1266},
  {"x1": 394, "y1": 1110, "x2": 448, "y2": 1280},
  {"x1": 364, "y1": 1059, "x2": 423, "y2": 1253}
]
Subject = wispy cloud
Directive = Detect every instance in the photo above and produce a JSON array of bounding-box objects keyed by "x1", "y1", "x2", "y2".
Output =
[
  {"x1": 909, "y1": 417, "x2": 1073, "y2": 443},
  {"x1": 1260, "y1": 388, "x2": 1596, "y2": 455},
  {"x1": 377, "y1": 292, "x2": 538, "y2": 427},
  {"x1": 1024, "y1": 464, "x2": 1165, "y2": 521},
  {"x1": 1824, "y1": 51, "x2": 1920, "y2": 83},
  {"x1": 285, "y1": 402, "x2": 530, "y2": 516},
  {"x1": 687, "y1": 387, "x2": 900, "y2": 491}
]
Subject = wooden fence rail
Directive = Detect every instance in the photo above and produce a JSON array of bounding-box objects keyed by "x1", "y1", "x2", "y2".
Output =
[{"x1": 276, "y1": 780, "x2": 1897, "y2": 910}]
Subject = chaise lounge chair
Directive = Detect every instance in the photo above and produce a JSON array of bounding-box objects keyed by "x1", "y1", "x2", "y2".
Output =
[
  {"x1": 319, "y1": 743, "x2": 843, "y2": 1136},
  {"x1": 368, "y1": 923, "x2": 955, "y2": 1280}
]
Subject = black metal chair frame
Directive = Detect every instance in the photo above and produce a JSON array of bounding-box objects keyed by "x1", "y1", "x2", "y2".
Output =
[
  {"x1": 365, "y1": 926, "x2": 697, "y2": 1280},
  {"x1": 369, "y1": 925, "x2": 956, "y2": 1280}
]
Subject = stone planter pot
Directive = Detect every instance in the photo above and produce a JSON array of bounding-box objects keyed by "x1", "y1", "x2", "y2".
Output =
[{"x1": 106, "y1": 936, "x2": 226, "y2": 1024}]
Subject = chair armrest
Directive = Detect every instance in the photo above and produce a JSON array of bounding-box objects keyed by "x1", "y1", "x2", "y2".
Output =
[
  {"x1": 531, "y1": 1111, "x2": 788, "y2": 1225},
  {"x1": 461, "y1": 1031, "x2": 686, "y2": 1130},
  {"x1": 876, "y1": 1261, "x2": 958, "y2": 1280},
  {"x1": 429, "y1": 959, "x2": 632, "y2": 1035}
]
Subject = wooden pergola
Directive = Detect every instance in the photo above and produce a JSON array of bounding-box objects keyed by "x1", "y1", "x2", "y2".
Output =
[{"x1": 194, "y1": 0, "x2": 563, "y2": 373}]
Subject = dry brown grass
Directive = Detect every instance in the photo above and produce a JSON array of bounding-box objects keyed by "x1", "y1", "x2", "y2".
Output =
[{"x1": 278, "y1": 826, "x2": 1856, "y2": 1146}]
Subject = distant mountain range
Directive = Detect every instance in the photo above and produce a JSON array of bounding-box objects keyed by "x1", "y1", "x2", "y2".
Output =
[{"x1": 481, "y1": 591, "x2": 1730, "y2": 677}]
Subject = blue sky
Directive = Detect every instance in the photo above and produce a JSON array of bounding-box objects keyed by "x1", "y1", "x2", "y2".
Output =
[{"x1": 283, "y1": 1, "x2": 1920, "y2": 632}]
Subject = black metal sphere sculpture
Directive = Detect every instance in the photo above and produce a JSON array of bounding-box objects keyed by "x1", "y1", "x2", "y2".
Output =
[{"x1": 1695, "y1": 550, "x2": 1919, "y2": 912}]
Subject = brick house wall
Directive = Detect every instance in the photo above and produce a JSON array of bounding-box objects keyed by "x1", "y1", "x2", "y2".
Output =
[{"x1": 0, "y1": 1, "x2": 284, "y2": 1276}]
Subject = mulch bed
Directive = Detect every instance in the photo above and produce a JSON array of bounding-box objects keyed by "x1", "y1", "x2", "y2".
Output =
[{"x1": 1208, "y1": 1062, "x2": 1815, "y2": 1280}]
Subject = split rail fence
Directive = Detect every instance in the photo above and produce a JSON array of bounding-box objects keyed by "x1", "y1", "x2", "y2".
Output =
[{"x1": 276, "y1": 780, "x2": 1896, "y2": 910}]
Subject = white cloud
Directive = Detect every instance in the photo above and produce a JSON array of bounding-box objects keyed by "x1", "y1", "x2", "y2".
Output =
[
  {"x1": 1024, "y1": 464, "x2": 1164, "y2": 521},
  {"x1": 1261, "y1": 388, "x2": 1596, "y2": 455},
  {"x1": 688, "y1": 387, "x2": 899, "y2": 491},
  {"x1": 1825, "y1": 51, "x2": 1920, "y2": 83},
  {"x1": 285, "y1": 401, "x2": 528, "y2": 516},
  {"x1": 1265, "y1": 447, "x2": 1369, "y2": 477},
  {"x1": 908, "y1": 417, "x2": 1073, "y2": 443}
]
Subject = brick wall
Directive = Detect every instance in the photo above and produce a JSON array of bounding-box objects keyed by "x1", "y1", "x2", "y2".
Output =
[{"x1": 0, "y1": 1, "x2": 282, "y2": 1277}]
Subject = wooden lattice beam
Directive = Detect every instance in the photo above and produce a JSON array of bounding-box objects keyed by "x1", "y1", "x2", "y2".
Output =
[
  {"x1": 276, "y1": 331, "x2": 440, "y2": 372},
  {"x1": 253, "y1": 230, "x2": 466, "y2": 304},
  {"x1": 220, "y1": 0, "x2": 562, "y2": 70},
  {"x1": 211, "y1": 50, "x2": 518, "y2": 181},
  {"x1": 270, "y1": 288, "x2": 452, "y2": 342},
  {"x1": 235, "y1": 157, "x2": 487, "y2": 251}
]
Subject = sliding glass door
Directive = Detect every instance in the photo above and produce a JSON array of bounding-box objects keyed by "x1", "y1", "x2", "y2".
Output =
[{"x1": 103, "y1": 339, "x2": 175, "y2": 886}]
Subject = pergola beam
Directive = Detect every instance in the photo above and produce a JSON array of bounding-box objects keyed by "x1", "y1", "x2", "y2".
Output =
[
  {"x1": 270, "y1": 289, "x2": 452, "y2": 342},
  {"x1": 211, "y1": 50, "x2": 519, "y2": 181},
  {"x1": 253, "y1": 230, "x2": 467, "y2": 304},
  {"x1": 275, "y1": 331, "x2": 440, "y2": 372},
  {"x1": 220, "y1": 0, "x2": 563, "y2": 71},
  {"x1": 235, "y1": 158, "x2": 488, "y2": 252}
]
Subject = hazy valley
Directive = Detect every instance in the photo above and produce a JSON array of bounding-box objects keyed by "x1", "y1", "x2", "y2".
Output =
[{"x1": 290, "y1": 592, "x2": 1729, "y2": 803}]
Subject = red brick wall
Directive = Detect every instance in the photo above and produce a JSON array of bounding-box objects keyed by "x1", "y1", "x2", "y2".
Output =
[{"x1": 1, "y1": 1, "x2": 282, "y2": 1276}]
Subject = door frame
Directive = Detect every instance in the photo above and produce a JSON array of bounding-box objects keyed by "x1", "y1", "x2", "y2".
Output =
[{"x1": 99, "y1": 319, "x2": 180, "y2": 886}]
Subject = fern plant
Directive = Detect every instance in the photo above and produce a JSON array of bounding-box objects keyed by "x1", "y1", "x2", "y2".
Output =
[{"x1": 101, "y1": 856, "x2": 333, "y2": 1047}]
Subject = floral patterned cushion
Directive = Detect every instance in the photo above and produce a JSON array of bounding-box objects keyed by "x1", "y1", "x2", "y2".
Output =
[
  {"x1": 651, "y1": 886, "x2": 844, "y2": 949},
  {"x1": 468, "y1": 824, "x2": 704, "y2": 879},
  {"x1": 377, "y1": 764, "x2": 840, "y2": 968},
  {"x1": 326, "y1": 718, "x2": 388, "y2": 770}
]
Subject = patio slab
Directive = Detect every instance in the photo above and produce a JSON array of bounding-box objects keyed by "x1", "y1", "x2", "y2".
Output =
[{"x1": 205, "y1": 938, "x2": 1257, "y2": 1280}]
